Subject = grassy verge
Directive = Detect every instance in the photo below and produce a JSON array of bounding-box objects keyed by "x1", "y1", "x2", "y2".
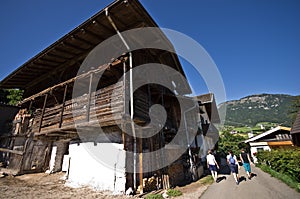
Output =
[
  {"x1": 197, "y1": 175, "x2": 214, "y2": 185},
  {"x1": 257, "y1": 164, "x2": 300, "y2": 192},
  {"x1": 145, "y1": 193, "x2": 164, "y2": 199},
  {"x1": 144, "y1": 175, "x2": 214, "y2": 199}
]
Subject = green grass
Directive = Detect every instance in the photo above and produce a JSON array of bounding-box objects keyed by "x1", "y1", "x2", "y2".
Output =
[
  {"x1": 234, "y1": 126, "x2": 262, "y2": 133},
  {"x1": 198, "y1": 175, "x2": 214, "y2": 185},
  {"x1": 166, "y1": 189, "x2": 182, "y2": 197},
  {"x1": 258, "y1": 164, "x2": 300, "y2": 192},
  {"x1": 145, "y1": 193, "x2": 164, "y2": 199},
  {"x1": 144, "y1": 189, "x2": 182, "y2": 199}
]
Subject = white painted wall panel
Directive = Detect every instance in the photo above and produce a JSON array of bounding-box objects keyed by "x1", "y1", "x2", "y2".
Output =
[{"x1": 66, "y1": 142, "x2": 126, "y2": 194}]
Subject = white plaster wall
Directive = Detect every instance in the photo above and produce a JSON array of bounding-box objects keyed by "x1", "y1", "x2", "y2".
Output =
[
  {"x1": 250, "y1": 145, "x2": 271, "y2": 163},
  {"x1": 66, "y1": 142, "x2": 126, "y2": 194},
  {"x1": 250, "y1": 147, "x2": 258, "y2": 163},
  {"x1": 62, "y1": 155, "x2": 70, "y2": 172},
  {"x1": 47, "y1": 146, "x2": 57, "y2": 173}
]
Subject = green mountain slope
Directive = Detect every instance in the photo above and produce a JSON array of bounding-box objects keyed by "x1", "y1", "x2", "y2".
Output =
[{"x1": 218, "y1": 93, "x2": 299, "y2": 127}]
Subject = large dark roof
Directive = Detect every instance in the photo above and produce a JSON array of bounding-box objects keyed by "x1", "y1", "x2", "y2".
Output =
[
  {"x1": 291, "y1": 110, "x2": 300, "y2": 135},
  {"x1": 0, "y1": 0, "x2": 185, "y2": 95}
]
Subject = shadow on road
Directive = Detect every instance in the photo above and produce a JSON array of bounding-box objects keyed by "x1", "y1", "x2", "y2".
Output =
[
  {"x1": 216, "y1": 176, "x2": 227, "y2": 183},
  {"x1": 218, "y1": 165, "x2": 231, "y2": 175},
  {"x1": 250, "y1": 173, "x2": 257, "y2": 179},
  {"x1": 239, "y1": 176, "x2": 247, "y2": 183}
]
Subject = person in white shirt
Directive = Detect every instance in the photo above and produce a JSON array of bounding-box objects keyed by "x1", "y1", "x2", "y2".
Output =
[{"x1": 206, "y1": 149, "x2": 219, "y2": 182}]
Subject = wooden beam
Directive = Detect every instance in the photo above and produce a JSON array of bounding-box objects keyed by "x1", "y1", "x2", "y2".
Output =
[
  {"x1": 40, "y1": 57, "x2": 64, "y2": 65},
  {"x1": 122, "y1": 123, "x2": 126, "y2": 150},
  {"x1": 59, "y1": 84, "x2": 68, "y2": 128},
  {"x1": 87, "y1": 73, "x2": 93, "y2": 122},
  {"x1": 268, "y1": 141, "x2": 293, "y2": 146},
  {"x1": 20, "y1": 58, "x2": 124, "y2": 104},
  {"x1": 63, "y1": 41, "x2": 87, "y2": 52},
  {"x1": 23, "y1": 52, "x2": 87, "y2": 92},
  {"x1": 0, "y1": 148, "x2": 23, "y2": 155},
  {"x1": 28, "y1": 100, "x2": 33, "y2": 111},
  {"x1": 139, "y1": 135, "x2": 143, "y2": 194},
  {"x1": 73, "y1": 35, "x2": 95, "y2": 46},
  {"x1": 39, "y1": 94, "x2": 48, "y2": 132}
]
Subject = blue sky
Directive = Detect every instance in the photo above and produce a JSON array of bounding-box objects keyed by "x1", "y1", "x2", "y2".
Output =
[{"x1": 0, "y1": 0, "x2": 299, "y2": 102}]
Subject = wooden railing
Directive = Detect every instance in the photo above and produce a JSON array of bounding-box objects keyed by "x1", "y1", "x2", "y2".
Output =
[{"x1": 32, "y1": 81, "x2": 124, "y2": 135}]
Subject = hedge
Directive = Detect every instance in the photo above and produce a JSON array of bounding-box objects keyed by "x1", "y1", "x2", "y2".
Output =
[{"x1": 256, "y1": 148, "x2": 300, "y2": 183}]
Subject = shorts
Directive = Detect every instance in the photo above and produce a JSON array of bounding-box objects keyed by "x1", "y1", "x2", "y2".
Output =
[
  {"x1": 229, "y1": 164, "x2": 238, "y2": 174},
  {"x1": 243, "y1": 163, "x2": 251, "y2": 173},
  {"x1": 209, "y1": 164, "x2": 217, "y2": 171}
]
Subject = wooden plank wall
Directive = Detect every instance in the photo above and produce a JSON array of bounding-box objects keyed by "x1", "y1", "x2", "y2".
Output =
[
  {"x1": 31, "y1": 81, "x2": 124, "y2": 135},
  {"x1": 20, "y1": 138, "x2": 52, "y2": 174}
]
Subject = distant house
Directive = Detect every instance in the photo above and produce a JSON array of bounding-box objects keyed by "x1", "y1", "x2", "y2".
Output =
[
  {"x1": 291, "y1": 110, "x2": 300, "y2": 146},
  {"x1": 244, "y1": 126, "x2": 292, "y2": 162}
]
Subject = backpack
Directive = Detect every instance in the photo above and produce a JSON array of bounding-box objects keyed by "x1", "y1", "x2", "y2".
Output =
[{"x1": 229, "y1": 155, "x2": 235, "y2": 164}]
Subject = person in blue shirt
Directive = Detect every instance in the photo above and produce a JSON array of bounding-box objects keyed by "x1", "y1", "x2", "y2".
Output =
[{"x1": 227, "y1": 150, "x2": 240, "y2": 185}]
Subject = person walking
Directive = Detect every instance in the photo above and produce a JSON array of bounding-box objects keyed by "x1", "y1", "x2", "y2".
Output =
[
  {"x1": 227, "y1": 150, "x2": 240, "y2": 185},
  {"x1": 240, "y1": 148, "x2": 254, "y2": 180},
  {"x1": 206, "y1": 149, "x2": 219, "y2": 182}
]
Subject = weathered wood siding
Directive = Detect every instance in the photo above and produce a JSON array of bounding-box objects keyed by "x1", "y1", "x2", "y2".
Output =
[{"x1": 32, "y1": 81, "x2": 124, "y2": 135}]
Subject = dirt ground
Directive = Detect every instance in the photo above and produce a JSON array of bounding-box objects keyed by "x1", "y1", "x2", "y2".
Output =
[{"x1": 0, "y1": 172, "x2": 209, "y2": 199}]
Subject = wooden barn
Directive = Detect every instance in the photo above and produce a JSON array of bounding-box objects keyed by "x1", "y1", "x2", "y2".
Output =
[
  {"x1": 291, "y1": 110, "x2": 300, "y2": 146},
  {"x1": 0, "y1": 0, "x2": 209, "y2": 194}
]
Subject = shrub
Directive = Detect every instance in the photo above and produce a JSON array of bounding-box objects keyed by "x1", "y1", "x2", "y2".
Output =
[
  {"x1": 198, "y1": 175, "x2": 214, "y2": 185},
  {"x1": 166, "y1": 189, "x2": 182, "y2": 197},
  {"x1": 256, "y1": 148, "x2": 300, "y2": 183},
  {"x1": 145, "y1": 193, "x2": 164, "y2": 199}
]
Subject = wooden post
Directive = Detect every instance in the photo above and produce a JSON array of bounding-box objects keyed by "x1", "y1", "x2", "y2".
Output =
[
  {"x1": 122, "y1": 61, "x2": 127, "y2": 151},
  {"x1": 28, "y1": 100, "x2": 33, "y2": 112},
  {"x1": 139, "y1": 128, "x2": 143, "y2": 193},
  {"x1": 122, "y1": 127, "x2": 126, "y2": 150},
  {"x1": 38, "y1": 94, "x2": 48, "y2": 132},
  {"x1": 59, "y1": 84, "x2": 68, "y2": 128},
  {"x1": 86, "y1": 73, "x2": 93, "y2": 122},
  {"x1": 147, "y1": 84, "x2": 153, "y2": 176},
  {"x1": 160, "y1": 87, "x2": 169, "y2": 189},
  {"x1": 123, "y1": 61, "x2": 127, "y2": 115}
]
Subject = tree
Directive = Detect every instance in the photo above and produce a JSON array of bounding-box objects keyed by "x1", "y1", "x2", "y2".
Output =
[
  {"x1": 6, "y1": 89, "x2": 24, "y2": 106},
  {"x1": 217, "y1": 127, "x2": 246, "y2": 158}
]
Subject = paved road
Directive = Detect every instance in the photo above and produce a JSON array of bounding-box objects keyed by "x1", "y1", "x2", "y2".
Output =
[{"x1": 200, "y1": 166, "x2": 300, "y2": 199}]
